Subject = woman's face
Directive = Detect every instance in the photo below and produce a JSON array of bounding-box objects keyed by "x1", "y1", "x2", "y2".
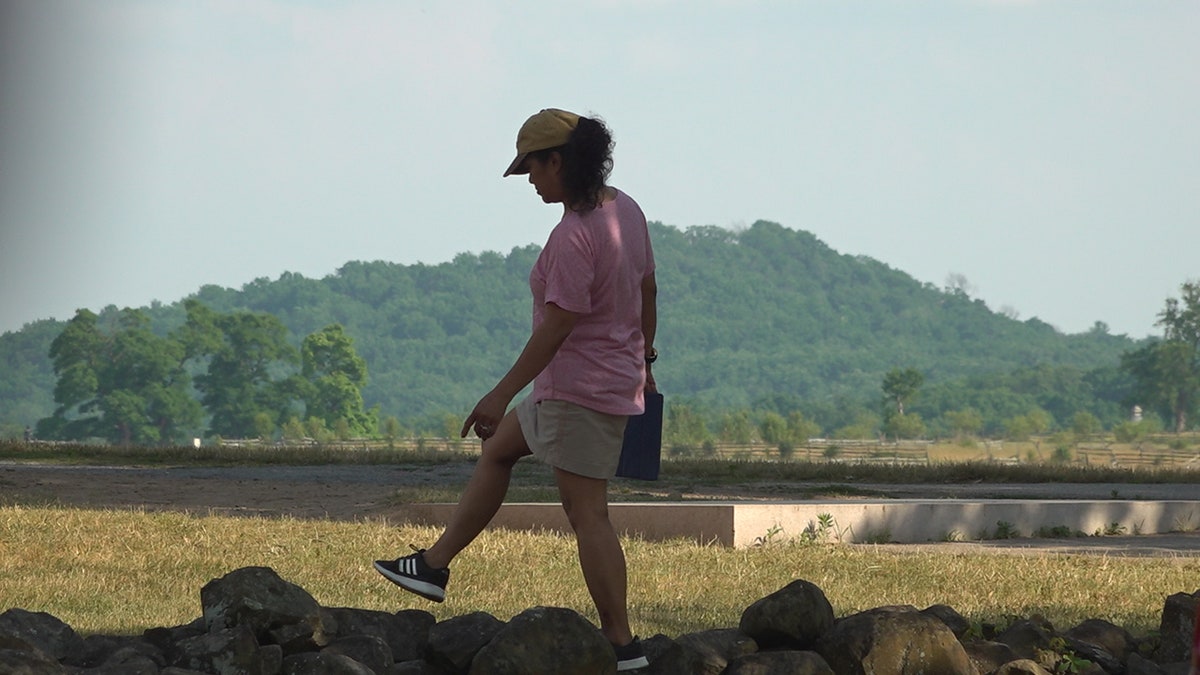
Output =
[{"x1": 525, "y1": 153, "x2": 565, "y2": 205}]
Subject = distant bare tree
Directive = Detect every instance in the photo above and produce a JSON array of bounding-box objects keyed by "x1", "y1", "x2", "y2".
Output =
[{"x1": 944, "y1": 272, "x2": 976, "y2": 297}]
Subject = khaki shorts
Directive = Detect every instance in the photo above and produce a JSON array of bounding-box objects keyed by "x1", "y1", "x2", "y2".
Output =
[{"x1": 516, "y1": 397, "x2": 628, "y2": 479}]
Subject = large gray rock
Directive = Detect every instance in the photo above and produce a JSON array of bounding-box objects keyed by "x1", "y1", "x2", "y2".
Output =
[
  {"x1": 1063, "y1": 618, "x2": 1135, "y2": 664},
  {"x1": 993, "y1": 659, "x2": 1053, "y2": 675},
  {"x1": 815, "y1": 605, "x2": 977, "y2": 675},
  {"x1": 639, "y1": 634, "x2": 697, "y2": 675},
  {"x1": 723, "y1": 650, "x2": 834, "y2": 675},
  {"x1": 427, "y1": 611, "x2": 504, "y2": 674},
  {"x1": 281, "y1": 651, "x2": 376, "y2": 674},
  {"x1": 144, "y1": 618, "x2": 207, "y2": 659},
  {"x1": 201, "y1": 566, "x2": 331, "y2": 654},
  {"x1": 81, "y1": 654, "x2": 161, "y2": 674},
  {"x1": 922, "y1": 604, "x2": 970, "y2": 639},
  {"x1": 321, "y1": 634, "x2": 392, "y2": 673},
  {"x1": 469, "y1": 606, "x2": 613, "y2": 675},
  {"x1": 170, "y1": 625, "x2": 262, "y2": 675},
  {"x1": 89, "y1": 641, "x2": 167, "y2": 674},
  {"x1": 259, "y1": 644, "x2": 284, "y2": 674},
  {"x1": 323, "y1": 607, "x2": 434, "y2": 663},
  {"x1": 993, "y1": 618, "x2": 1057, "y2": 661},
  {"x1": 1155, "y1": 591, "x2": 1198, "y2": 664},
  {"x1": 0, "y1": 608, "x2": 85, "y2": 661},
  {"x1": 1060, "y1": 634, "x2": 1121, "y2": 674},
  {"x1": 961, "y1": 638, "x2": 1019, "y2": 675},
  {"x1": 675, "y1": 628, "x2": 757, "y2": 675},
  {"x1": 1126, "y1": 652, "x2": 1168, "y2": 675},
  {"x1": 0, "y1": 646, "x2": 67, "y2": 674},
  {"x1": 738, "y1": 579, "x2": 835, "y2": 650},
  {"x1": 70, "y1": 635, "x2": 164, "y2": 669},
  {"x1": 391, "y1": 659, "x2": 447, "y2": 674}
]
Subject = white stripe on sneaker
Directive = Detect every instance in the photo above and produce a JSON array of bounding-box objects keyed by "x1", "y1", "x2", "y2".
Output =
[{"x1": 617, "y1": 655, "x2": 649, "y2": 671}]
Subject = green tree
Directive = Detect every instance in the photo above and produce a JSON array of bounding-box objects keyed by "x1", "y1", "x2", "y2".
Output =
[
  {"x1": 305, "y1": 416, "x2": 333, "y2": 443},
  {"x1": 942, "y1": 408, "x2": 983, "y2": 440},
  {"x1": 833, "y1": 411, "x2": 881, "y2": 440},
  {"x1": 1003, "y1": 409, "x2": 1050, "y2": 442},
  {"x1": 1003, "y1": 415, "x2": 1036, "y2": 442},
  {"x1": 281, "y1": 416, "x2": 306, "y2": 442},
  {"x1": 334, "y1": 417, "x2": 352, "y2": 441},
  {"x1": 37, "y1": 308, "x2": 201, "y2": 444},
  {"x1": 786, "y1": 411, "x2": 821, "y2": 443},
  {"x1": 300, "y1": 324, "x2": 375, "y2": 437},
  {"x1": 183, "y1": 300, "x2": 300, "y2": 438},
  {"x1": 1121, "y1": 282, "x2": 1200, "y2": 433},
  {"x1": 759, "y1": 412, "x2": 788, "y2": 446},
  {"x1": 1026, "y1": 408, "x2": 1053, "y2": 435},
  {"x1": 665, "y1": 401, "x2": 711, "y2": 448},
  {"x1": 716, "y1": 409, "x2": 755, "y2": 443},
  {"x1": 1070, "y1": 411, "x2": 1102, "y2": 437},
  {"x1": 882, "y1": 367, "x2": 924, "y2": 416},
  {"x1": 884, "y1": 412, "x2": 926, "y2": 440},
  {"x1": 380, "y1": 416, "x2": 403, "y2": 448},
  {"x1": 253, "y1": 412, "x2": 276, "y2": 440}
]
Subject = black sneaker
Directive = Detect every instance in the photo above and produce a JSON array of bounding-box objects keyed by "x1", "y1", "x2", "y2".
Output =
[
  {"x1": 373, "y1": 547, "x2": 449, "y2": 602},
  {"x1": 614, "y1": 637, "x2": 649, "y2": 671}
]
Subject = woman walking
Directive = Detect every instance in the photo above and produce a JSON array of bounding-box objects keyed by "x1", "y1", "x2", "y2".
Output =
[{"x1": 374, "y1": 108, "x2": 657, "y2": 671}]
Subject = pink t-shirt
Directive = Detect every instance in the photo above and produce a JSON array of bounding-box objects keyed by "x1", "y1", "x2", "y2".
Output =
[{"x1": 529, "y1": 189, "x2": 655, "y2": 416}]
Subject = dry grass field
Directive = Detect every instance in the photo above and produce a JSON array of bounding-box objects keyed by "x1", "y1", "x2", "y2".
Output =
[
  {"x1": 1, "y1": 437, "x2": 1197, "y2": 642},
  {"x1": 1, "y1": 505, "x2": 1197, "y2": 639}
]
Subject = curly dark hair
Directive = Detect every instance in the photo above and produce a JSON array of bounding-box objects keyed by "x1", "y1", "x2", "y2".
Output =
[{"x1": 529, "y1": 115, "x2": 614, "y2": 212}]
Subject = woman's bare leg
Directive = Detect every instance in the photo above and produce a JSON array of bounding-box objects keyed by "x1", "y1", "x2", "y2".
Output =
[
  {"x1": 554, "y1": 467, "x2": 634, "y2": 646},
  {"x1": 421, "y1": 408, "x2": 530, "y2": 569}
]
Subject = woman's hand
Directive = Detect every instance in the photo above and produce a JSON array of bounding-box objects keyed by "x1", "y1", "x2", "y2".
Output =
[
  {"x1": 461, "y1": 389, "x2": 509, "y2": 440},
  {"x1": 645, "y1": 364, "x2": 657, "y2": 394}
]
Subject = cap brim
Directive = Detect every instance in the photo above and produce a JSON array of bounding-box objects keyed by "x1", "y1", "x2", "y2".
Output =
[{"x1": 502, "y1": 152, "x2": 528, "y2": 177}]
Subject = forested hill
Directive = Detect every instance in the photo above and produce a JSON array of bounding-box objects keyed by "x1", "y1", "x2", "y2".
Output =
[{"x1": 0, "y1": 220, "x2": 1138, "y2": 434}]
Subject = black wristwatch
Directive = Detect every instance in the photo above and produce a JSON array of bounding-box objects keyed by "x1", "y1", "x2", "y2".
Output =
[{"x1": 645, "y1": 347, "x2": 658, "y2": 364}]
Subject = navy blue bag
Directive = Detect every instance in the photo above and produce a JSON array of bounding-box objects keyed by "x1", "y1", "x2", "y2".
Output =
[{"x1": 616, "y1": 391, "x2": 663, "y2": 480}]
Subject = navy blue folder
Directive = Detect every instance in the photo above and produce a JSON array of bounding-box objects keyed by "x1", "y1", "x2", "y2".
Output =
[{"x1": 616, "y1": 392, "x2": 663, "y2": 480}]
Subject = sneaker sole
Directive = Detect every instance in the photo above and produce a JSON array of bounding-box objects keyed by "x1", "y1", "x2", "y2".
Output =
[
  {"x1": 373, "y1": 561, "x2": 446, "y2": 602},
  {"x1": 617, "y1": 655, "x2": 649, "y2": 671}
]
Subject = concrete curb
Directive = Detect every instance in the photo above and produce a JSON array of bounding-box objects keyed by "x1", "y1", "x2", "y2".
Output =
[{"x1": 403, "y1": 500, "x2": 1200, "y2": 548}]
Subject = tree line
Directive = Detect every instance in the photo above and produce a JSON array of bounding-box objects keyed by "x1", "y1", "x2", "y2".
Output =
[
  {"x1": 4, "y1": 221, "x2": 1195, "y2": 445},
  {"x1": 664, "y1": 280, "x2": 1199, "y2": 449},
  {"x1": 30, "y1": 280, "x2": 1199, "y2": 449},
  {"x1": 35, "y1": 300, "x2": 374, "y2": 445}
]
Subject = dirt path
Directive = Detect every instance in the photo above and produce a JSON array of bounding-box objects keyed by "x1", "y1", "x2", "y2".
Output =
[
  {"x1": 3, "y1": 461, "x2": 1198, "y2": 556},
  {"x1": 0, "y1": 462, "x2": 478, "y2": 521}
]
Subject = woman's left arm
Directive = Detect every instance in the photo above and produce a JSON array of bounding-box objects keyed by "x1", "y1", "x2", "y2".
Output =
[
  {"x1": 642, "y1": 272, "x2": 658, "y2": 393},
  {"x1": 461, "y1": 302, "x2": 579, "y2": 439}
]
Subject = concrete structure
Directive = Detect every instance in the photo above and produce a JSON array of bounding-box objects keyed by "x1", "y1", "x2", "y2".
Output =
[{"x1": 402, "y1": 500, "x2": 1200, "y2": 548}]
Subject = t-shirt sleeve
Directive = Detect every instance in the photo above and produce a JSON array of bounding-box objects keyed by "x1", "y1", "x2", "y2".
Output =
[{"x1": 542, "y1": 222, "x2": 594, "y2": 314}]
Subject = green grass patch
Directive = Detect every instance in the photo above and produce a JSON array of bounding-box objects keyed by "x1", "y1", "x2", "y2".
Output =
[{"x1": 1, "y1": 505, "x2": 1194, "y2": 638}]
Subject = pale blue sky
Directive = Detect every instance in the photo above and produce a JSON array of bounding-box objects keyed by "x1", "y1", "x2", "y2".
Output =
[{"x1": 1, "y1": 1, "x2": 1196, "y2": 338}]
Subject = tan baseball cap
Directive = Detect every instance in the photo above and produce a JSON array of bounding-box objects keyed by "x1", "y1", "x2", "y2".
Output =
[{"x1": 503, "y1": 108, "x2": 580, "y2": 177}]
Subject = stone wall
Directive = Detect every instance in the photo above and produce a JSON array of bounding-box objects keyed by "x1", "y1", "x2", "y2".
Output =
[{"x1": 0, "y1": 566, "x2": 1195, "y2": 674}]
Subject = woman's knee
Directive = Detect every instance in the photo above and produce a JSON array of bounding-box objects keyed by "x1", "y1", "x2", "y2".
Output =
[
  {"x1": 479, "y1": 410, "x2": 530, "y2": 467},
  {"x1": 562, "y1": 503, "x2": 610, "y2": 534},
  {"x1": 556, "y1": 473, "x2": 611, "y2": 530}
]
